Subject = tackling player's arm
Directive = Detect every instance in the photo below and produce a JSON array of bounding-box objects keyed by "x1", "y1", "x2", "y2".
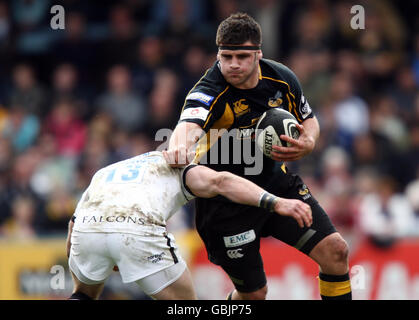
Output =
[{"x1": 184, "y1": 164, "x2": 312, "y2": 228}]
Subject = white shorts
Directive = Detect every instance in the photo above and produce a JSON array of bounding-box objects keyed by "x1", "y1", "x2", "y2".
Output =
[{"x1": 68, "y1": 230, "x2": 186, "y2": 295}]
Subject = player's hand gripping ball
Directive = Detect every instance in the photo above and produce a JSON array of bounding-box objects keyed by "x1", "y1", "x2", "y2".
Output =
[{"x1": 255, "y1": 108, "x2": 300, "y2": 159}]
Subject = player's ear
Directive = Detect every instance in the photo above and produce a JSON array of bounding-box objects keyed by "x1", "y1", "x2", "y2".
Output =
[
  {"x1": 217, "y1": 51, "x2": 221, "y2": 61},
  {"x1": 257, "y1": 50, "x2": 263, "y2": 60}
]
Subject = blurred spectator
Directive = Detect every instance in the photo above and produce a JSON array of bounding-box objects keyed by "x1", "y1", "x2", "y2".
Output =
[
  {"x1": 11, "y1": 0, "x2": 50, "y2": 31},
  {"x1": 319, "y1": 146, "x2": 357, "y2": 244},
  {"x1": 248, "y1": 0, "x2": 282, "y2": 60},
  {"x1": 369, "y1": 95, "x2": 409, "y2": 152},
  {"x1": 42, "y1": 98, "x2": 87, "y2": 157},
  {"x1": 413, "y1": 33, "x2": 419, "y2": 85},
  {"x1": 356, "y1": 1, "x2": 406, "y2": 89},
  {"x1": 387, "y1": 66, "x2": 418, "y2": 119},
  {"x1": 147, "y1": 0, "x2": 213, "y2": 64},
  {"x1": 145, "y1": 68, "x2": 180, "y2": 141},
  {"x1": 50, "y1": 63, "x2": 93, "y2": 120},
  {"x1": 0, "y1": 1, "x2": 11, "y2": 51},
  {"x1": 0, "y1": 195, "x2": 37, "y2": 239},
  {"x1": 132, "y1": 35, "x2": 166, "y2": 96},
  {"x1": 41, "y1": 188, "x2": 76, "y2": 235},
  {"x1": 405, "y1": 172, "x2": 419, "y2": 235},
  {"x1": 99, "y1": 5, "x2": 140, "y2": 67},
  {"x1": 212, "y1": 0, "x2": 241, "y2": 23},
  {"x1": 29, "y1": 133, "x2": 75, "y2": 203},
  {"x1": 287, "y1": 49, "x2": 332, "y2": 111},
  {"x1": 351, "y1": 130, "x2": 395, "y2": 176},
  {"x1": 95, "y1": 65, "x2": 148, "y2": 133},
  {"x1": 291, "y1": 1, "x2": 333, "y2": 53},
  {"x1": 0, "y1": 135, "x2": 12, "y2": 173},
  {"x1": 397, "y1": 120, "x2": 419, "y2": 187},
  {"x1": 0, "y1": 136, "x2": 12, "y2": 225},
  {"x1": 335, "y1": 50, "x2": 367, "y2": 91},
  {"x1": 0, "y1": 149, "x2": 45, "y2": 233},
  {"x1": 51, "y1": 10, "x2": 94, "y2": 72},
  {"x1": 358, "y1": 175, "x2": 417, "y2": 248},
  {"x1": 128, "y1": 133, "x2": 154, "y2": 158},
  {"x1": 320, "y1": 146, "x2": 352, "y2": 197},
  {"x1": 180, "y1": 45, "x2": 211, "y2": 97},
  {"x1": 77, "y1": 131, "x2": 112, "y2": 185},
  {"x1": 1, "y1": 104, "x2": 40, "y2": 153},
  {"x1": 329, "y1": 72, "x2": 369, "y2": 151},
  {"x1": 9, "y1": 64, "x2": 48, "y2": 116}
]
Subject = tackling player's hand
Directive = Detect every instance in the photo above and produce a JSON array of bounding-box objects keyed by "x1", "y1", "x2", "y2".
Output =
[
  {"x1": 271, "y1": 124, "x2": 315, "y2": 162},
  {"x1": 273, "y1": 198, "x2": 312, "y2": 228},
  {"x1": 163, "y1": 146, "x2": 195, "y2": 168}
]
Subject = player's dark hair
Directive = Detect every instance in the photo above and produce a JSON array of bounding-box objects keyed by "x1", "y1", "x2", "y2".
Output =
[{"x1": 216, "y1": 12, "x2": 262, "y2": 46}]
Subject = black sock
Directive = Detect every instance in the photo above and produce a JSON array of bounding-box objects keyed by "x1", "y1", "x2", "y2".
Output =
[
  {"x1": 69, "y1": 291, "x2": 93, "y2": 300},
  {"x1": 318, "y1": 272, "x2": 352, "y2": 300}
]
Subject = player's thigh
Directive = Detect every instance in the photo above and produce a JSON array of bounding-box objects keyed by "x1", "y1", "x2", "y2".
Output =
[
  {"x1": 69, "y1": 231, "x2": 115, "y2": 283},
  {"x1": 136, "y1": 260, "x2": 196, "y2": 300},
  {"x1": 110, "y1": 231, "x2": 184, "y2": 284},
  {"x1": 195, "y1": 200, "x2": 269, "y2": 293},
  {"x1": 265, "y1": 174, "x2": 337, "y2": 256}
]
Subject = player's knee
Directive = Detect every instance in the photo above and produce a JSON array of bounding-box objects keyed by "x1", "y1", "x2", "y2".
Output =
[
  {"x1": 327, "y1": 234, "x2": 349, "y2": 265},
  {"x1": 312, "y1": 233, "x2": 349, "y2": 268}
]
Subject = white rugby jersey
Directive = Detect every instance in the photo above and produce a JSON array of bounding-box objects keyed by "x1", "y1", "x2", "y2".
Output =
[{"x1": 73, "y1": 151, "x2": 195, "y2": 235}]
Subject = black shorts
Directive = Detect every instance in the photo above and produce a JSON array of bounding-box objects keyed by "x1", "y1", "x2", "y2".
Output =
[{"x1": 194, "y1": 169, "x2": 337, "y2": 293}]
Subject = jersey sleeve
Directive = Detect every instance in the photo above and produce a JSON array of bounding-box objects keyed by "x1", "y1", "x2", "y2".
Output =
[
  {"x1": 179, "y1": 66, "x2": 229, "y2": 132},
  {"x1": 280, "y1": 64, "x2": 314, "y2": 123},
  {"x1": 179, "y1": 164, "x2": 198, "y2": 201}
]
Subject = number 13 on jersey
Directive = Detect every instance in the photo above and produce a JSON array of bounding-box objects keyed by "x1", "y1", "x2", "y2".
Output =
[{"x1": 105, "y1": 166, "x2": 144, "y2": 184}]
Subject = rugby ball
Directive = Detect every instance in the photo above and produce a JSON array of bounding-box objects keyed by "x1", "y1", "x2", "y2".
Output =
[{"x1": 255, "y1": 108, "x2": 300, "y2": 158}]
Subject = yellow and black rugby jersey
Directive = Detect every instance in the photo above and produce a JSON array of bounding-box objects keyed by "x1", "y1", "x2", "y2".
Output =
[{"x1": 179, "y1": 58, "x2": 314, "y2": 187}]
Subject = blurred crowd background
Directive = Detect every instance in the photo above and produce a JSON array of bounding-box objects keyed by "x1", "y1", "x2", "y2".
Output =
[{"x1": 0, "y1": 0, "x2": 418, "y2": 255}]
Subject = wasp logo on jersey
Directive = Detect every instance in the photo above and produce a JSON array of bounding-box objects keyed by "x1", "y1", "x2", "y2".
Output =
[
  {"x1": 298, "y1": 184, "x2": 311, "y2": 200},
  {"x1": 186, "y1": 91, "x2": 215, "y2": 106},
  {"x1": 300, "y1": 95, "x2": 312, "y2": 119},
  {"x1": 268, "y1": 91, "x2": 283, "y2": 107}
]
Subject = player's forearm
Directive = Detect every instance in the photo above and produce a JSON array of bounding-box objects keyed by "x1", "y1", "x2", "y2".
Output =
[
  {"x1": 168, "y1": 121, "x2": 204, "y2": 150},
  {"x1": 215, "y1": 172, "x2": 266, "y2": 207},
  {"x1": 302, "y1": 116, "x2": 320, "y2": 148}
]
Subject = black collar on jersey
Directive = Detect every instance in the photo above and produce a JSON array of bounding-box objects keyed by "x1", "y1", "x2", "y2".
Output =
[{"x1": 218, "y1": 45, "x2": 261, "y2": 51}]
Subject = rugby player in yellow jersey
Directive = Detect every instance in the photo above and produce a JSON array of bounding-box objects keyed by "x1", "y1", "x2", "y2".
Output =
[{"x1": 167, "y1": 13, "x2": 351, "y2": 300}]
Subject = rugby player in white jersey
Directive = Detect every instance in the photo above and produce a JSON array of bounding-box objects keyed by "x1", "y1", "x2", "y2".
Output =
[{"x1": 67, "y1": 149, "x2": 312, "y2": 300}]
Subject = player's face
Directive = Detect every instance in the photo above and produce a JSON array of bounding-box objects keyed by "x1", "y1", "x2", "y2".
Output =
[{"x1": 217, "y1": 42, "x2": 261, "y2": 89}]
